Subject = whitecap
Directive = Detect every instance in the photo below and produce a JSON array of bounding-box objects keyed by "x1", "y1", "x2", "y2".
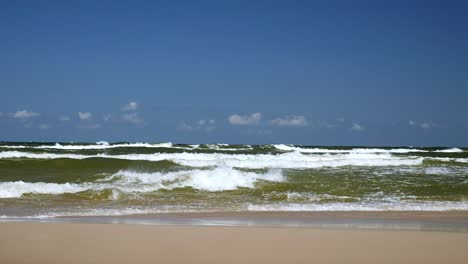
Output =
[{"x1": 0, "y1": 151, "x2": 424, "y2": 169}]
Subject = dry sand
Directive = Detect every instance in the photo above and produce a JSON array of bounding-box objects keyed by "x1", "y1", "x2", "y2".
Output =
[{"x1": 1, "y1": 222, "x2": 467, "y2": 264}]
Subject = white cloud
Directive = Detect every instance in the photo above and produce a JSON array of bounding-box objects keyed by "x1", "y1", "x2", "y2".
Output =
[
  {"x1": 351, "y1": 123, "x2": 365, "y2": 131},
  {"x1": 122, "y1": 113, "x2": 143, "y2": 124},
  {"x1": 198, "y1": 119, "x2": 215, "y2": 126},
  {"x1": 122, "y1": 101, "x2": 138, "y2": 111},
  {"x1": 78, "y1": 112, "x2": 92, "y2": 120},
  {"x1": 228, "y1": 112, "x2": 262, "y2": 125},
  {"x1": 270, "y1": 115, "x2": 308, "y2": 127},
  {"x1": 39, "y1": 124, "x2": 50, "y2": 130},
  {"x1": 59, "y1": 115, "x2": 71, "y2": 121},
  {"x1": 409, "y1": 120, "x2": 416, "y2": 126},
  {"x1": 13, "y1": 110, "x2": 40, "y2": 119}
]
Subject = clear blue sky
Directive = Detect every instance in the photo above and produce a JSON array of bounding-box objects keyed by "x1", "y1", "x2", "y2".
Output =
[{"x1": 1, "y1": 0, "x2": 467, "y2": 146}]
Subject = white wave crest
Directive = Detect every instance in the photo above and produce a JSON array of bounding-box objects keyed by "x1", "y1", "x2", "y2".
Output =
[
  {"x1": 0, "y1": 151, "x2": 424, "y2": 169},
  {"x1": 427, "y1": 157, "x2": 468, "y2": 163},
  {"x1": 0, "y1": 151, "x2": 89, "y2": 159},
  {"x1": 35, "y1": 142, "x2": 175, "y2": 150},
  {"x1": 109, "y1": 167, "x2": 284, "y2": 192},
  {"x1": 111, "y1": 152, "x2": 423, "y2": 169},
  {"x1": 435, "y1": 148, "x2": 463, "y2": 153},
  {"x1": 0, "y1": 142, "x2": 176, "y2": 150},
  {"x1": 0, "y1": 142, "x2": 253, "y2": 151},
  {"x1": 0, "y1": 181, "x2": 87, "y2": 198},
  {"x1": 0, "y1": 167, "x2": 284, "y2": 198},
  {"x1": 272, "y1": 144, "x2": 427, "y2": 153}
]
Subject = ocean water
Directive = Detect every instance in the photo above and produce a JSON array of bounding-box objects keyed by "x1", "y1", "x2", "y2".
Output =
[{"x1": 0, "y1": 142, "x2": 467, "y2": 218}]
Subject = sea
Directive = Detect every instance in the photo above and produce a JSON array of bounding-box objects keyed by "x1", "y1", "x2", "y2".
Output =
[{"x1": 0, "y1": 142, "x2": 467, "y2": 218}]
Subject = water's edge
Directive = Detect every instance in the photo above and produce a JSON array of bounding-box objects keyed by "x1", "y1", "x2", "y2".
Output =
[{"x1": 2, "y1": 211, "x2": 468, "y2": 232}]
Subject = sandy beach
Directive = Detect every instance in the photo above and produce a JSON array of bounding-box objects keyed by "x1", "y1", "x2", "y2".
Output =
[{"x1": 1, "y1": 219, "x2": 468, "y2": 264}]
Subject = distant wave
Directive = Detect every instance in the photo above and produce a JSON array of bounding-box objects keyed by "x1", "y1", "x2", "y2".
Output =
[
  {"x1": 427, "y1": 157, "x2": 468, "y2": 163},
  {"x1": 0, "y1": 142, "x2": 176, "y2": 150},
  {"x1": 0, "y1": 142, "x2": 255, "y2": 151},
  {"x1": 434, "y1": 148, "x2": 463, "y2": 153},
  {"x1": 272, "y1": 144, "x2": 428, "y2": 153}
]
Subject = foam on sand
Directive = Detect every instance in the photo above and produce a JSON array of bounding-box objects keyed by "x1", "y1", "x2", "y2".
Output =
[{"x1": 247, "y1": 201, "x2": 468, "y2": 211}]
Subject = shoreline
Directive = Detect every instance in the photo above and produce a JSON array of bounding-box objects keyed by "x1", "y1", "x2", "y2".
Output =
[
  {"x1": 1, "y1": 222, "x2": 468, "y2": 264},
  {"x1": 3, "y1": 210, "x2": 468, "y2": 232}
]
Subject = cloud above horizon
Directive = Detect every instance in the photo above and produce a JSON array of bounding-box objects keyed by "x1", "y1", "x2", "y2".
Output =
[
  {"x1": 78, "y1": 112, "x2": 92, "y2": 120},
  {"x1": 409, "y1": 120, "x2": 435, "y2": 129},
  {"x1": 59, "y1": 115, "x2": 71, "y2": 121},
  {"x1": 122, "y1": 101, "x2": 138, "y2": 111},
  {"x1": 228, "y1": 112, "x2": 262, "y2": 125},
  {"x1": 351, "y1": 123, "x2": 365, "y2": 131},
  {"x1": 12, "y1": 110, "x2": 40, "y2": 119},
  {"x1": 270, "y1": 115, "x2": 308, "y2": 127}
]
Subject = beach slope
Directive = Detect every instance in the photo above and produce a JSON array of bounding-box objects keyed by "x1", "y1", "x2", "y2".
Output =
[{"x1": 1, "y1": 222, "x2": 467, "y2": 264}]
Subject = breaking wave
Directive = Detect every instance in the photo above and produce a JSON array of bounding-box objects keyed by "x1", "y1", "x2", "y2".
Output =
[
  {"x1": 434, "y1": 148, "x2": 463, "y2": 153},
  {"x1": 0, "y1": 142, "x2": 175, "y2": 150},
  {"x1": 0, "y1": 151, "x2": 423, "y2": 169},
  {"x1": 0, "y1": 167, "x2": 284, "y2": 198},
  {"x1": 0, "y1": 181, "x2": 87, "y2": 198},
  {"x1": 272, "y1": 144, "x2": 428, "y2": 153}
]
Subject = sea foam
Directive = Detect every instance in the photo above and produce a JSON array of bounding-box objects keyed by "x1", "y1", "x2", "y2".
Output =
[
  {"x1": 0, "y1": 151, "x2": 424, "y2": 169},
  {"x1": 272, "y1": 144, "x2": 427, "y2": 153},
  {"x1": 434, "y1": 148, "x2": 463, "y2": 153},
  {"x1": 0, "y1": 167, "x2": 284, "y2": 198},
  {"x1": 108, "y1": 167, "x2": 284, "y2": 192},
  {"x1": 247, "y1": 201, "x2": 468, "y2": 211},
  {"x1": 0, "y1": 181, "x2": 87, "y2": 198}
]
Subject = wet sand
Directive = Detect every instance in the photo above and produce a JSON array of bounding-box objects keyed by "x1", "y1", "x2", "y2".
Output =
[
  {"x1": 1, "y1": 221, "x2": 468, "y2": 264},
  {"x1": 6, "y1": 211, "x2": 467, "y2": 231}
]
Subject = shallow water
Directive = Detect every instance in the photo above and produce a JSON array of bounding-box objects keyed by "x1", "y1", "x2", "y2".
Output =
[{"x1": 1, "y1": 142, "x2": 467, "y2": 217}]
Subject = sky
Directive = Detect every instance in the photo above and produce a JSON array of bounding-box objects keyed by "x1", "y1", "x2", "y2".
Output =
[{"x1": 1, "y1": 0, "x2": 467, "y2": 146}]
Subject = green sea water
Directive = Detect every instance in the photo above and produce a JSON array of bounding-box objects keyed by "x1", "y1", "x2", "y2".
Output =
[{"x1": 0, "y1": 142, "x2": 467, "y2": 217}]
